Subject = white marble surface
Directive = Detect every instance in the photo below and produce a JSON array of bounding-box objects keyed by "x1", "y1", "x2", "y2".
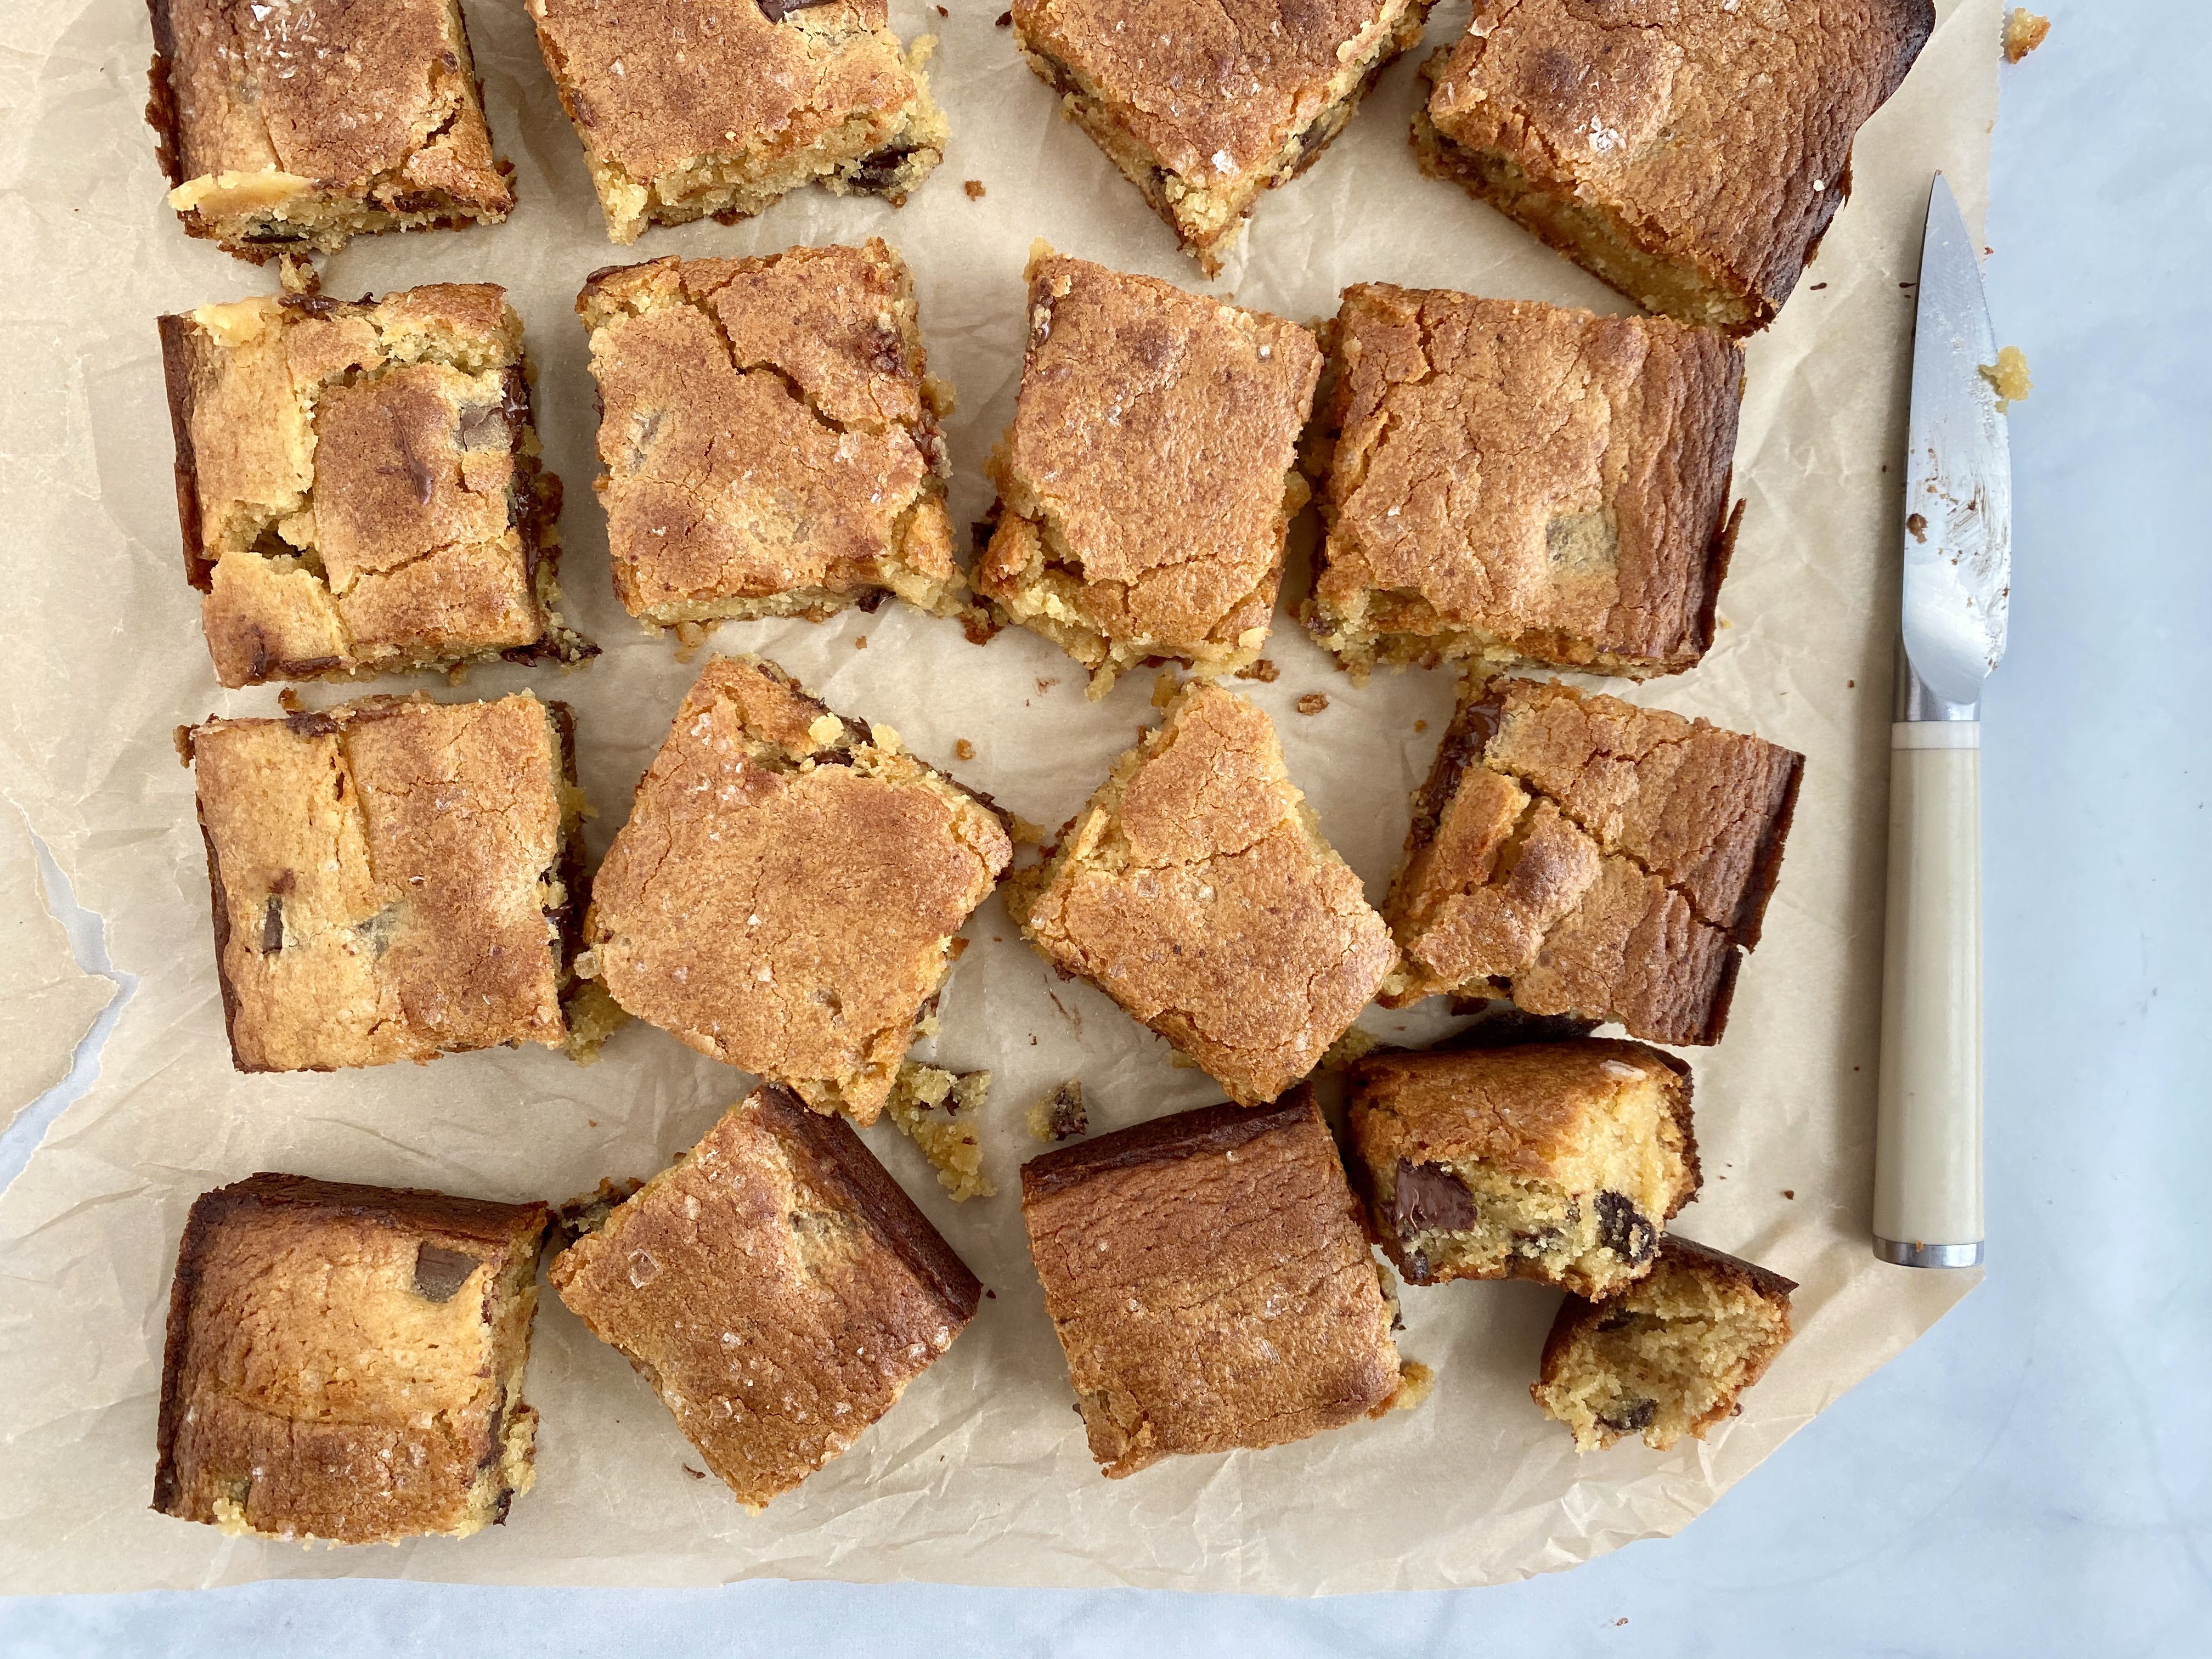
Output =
[{"x1": 4, "y1": 1, "x2": 2205, "y2": 1650}]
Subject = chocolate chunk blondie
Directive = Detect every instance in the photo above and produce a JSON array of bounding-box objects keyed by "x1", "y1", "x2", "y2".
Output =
[
  {"x1": 1532, "y1": 1235, "x2": 1795, "y2": 1451},
  {"x1": 549, "y1": 1085, "x2": 983, "y2": 1510},
  {"x1": 154, "y1": 1174, "x2": 549, "y2": 1542},
  {"x1": 1415, "y1": 0, "x2": 1934, "y2": 334},
  {"x1": 1346, "y1": 1039, "x2": 1699, "y2": 1299},
  {"x1": 184, "y1": 692, "x2": 586, "y2": 1072},
  {"x1": 147, "y1": 0, "x2": 515, "y2": 260},
  {"x1": 527, "y1": 0, "x2": 947, "y2": 243},
  {"x1": 1307, "y1": 284, "x2": 1743, "y2": 679},
  {"x1": 975, "y1": 250, "x2": 1321, "y2": 693},
  {"x1": 1383, "y1": 676, "x2": 1801, "y2": 1045},
  {"x1": 1020, "y1": 1092, "x2": 1418, "y2": 1478},
  {"x1": 581, "y1": 656, "x2": 1010, "y2": 1123},
  {"x1": 159, "y1": 284, "x2": 591, "y2": 687},
  {"x1": 1010, "y1": 680, "x2": 1396, "y2": 1104},
  {"x1": 578, "y1": 241, "x2": 975, "y2": 633},
  {"x1": 1012, "y1": 0, "x2": 1434, "y2": 274}
]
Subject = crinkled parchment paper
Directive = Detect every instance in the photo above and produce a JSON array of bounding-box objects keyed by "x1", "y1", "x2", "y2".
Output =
[
  {"x1": 0, "y1": 0, "x2": 1998, "y2": 1595},
  {"x1": 0, "y1": 802, "x2": 111, "y2": 1128}
]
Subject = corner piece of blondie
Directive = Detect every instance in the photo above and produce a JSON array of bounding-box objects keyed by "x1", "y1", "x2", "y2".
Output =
[
  {"x1": 1414, "y1": 0, "x2": 1935, "y2": 333},
  {"x1": 975, "y1": 250, "x2": 1321, "y2": 693},
  {"x1": 159, "y1": 284, "x2": 592, "y2": 687},
  {"x1": 1382, "y1": 675, "x2": 1801, "y2": 1045},
  {"x1": 527, "y1": 0, "x2": 948, "y2": 243},
  {"x1": 154, "y1": 1174, "x2": 549, "y2": 1543},
  {"x1": 582, "y1": 656, "x2": 1011, "y2": 1122},
  {"x1": 1012, "y1": 0, "x2": 1435, "y2": 274},
  {"x1": 578, "y1": 241, "x2": 978, "y2": 633},
  {"x1": 147, "y1": 0, "x2": 515, "y2": 260},
  {"x1": 549, "y1": 1084, "x2": 983, "y2": 1510},
  {"x1": 1307, "y1": 283, "x2": 1743, "y2": 679},
  {"x1": 185, "y1": 692, "x2": 586, "y2": 1073}
]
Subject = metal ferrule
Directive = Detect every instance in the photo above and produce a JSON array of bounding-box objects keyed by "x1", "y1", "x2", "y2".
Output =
[{"x1": 1894, "y1": 639, "x2": 1983, "y2": 723}]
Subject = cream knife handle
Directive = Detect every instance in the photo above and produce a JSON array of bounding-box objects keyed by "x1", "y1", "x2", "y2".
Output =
[{"x1": 1873, "y1": 723, "x2": 1984, "y2": 1266}]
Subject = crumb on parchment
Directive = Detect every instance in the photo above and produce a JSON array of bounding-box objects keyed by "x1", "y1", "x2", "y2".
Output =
[
  {"x1": 2003, "y1": 8, "x2": 2050, "y2": 62},
  {"x1": 1980, "y1": 345, "x2": 2032, "y2": 409}
]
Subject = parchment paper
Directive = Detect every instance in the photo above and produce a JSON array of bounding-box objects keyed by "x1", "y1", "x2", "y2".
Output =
[
  {"x1": 0, "y1": 802, "x2": 112, "y2": 1129},
  {"x1": 0, "y1": 0, "x2": 2000, "y2": 1594}
]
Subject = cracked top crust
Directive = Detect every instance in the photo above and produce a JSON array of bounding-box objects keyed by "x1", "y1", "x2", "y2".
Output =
[
  {"x1": 1310, "y1": 284, "x2": 1742, "y2": 676},
  {"x1": 1013, "y1": 681, "x2": 1396, "y2": 1103},
  {"x1": 1019, "y1": 1091, "x2": 1405, "y2": 1477},
  {"x1": 1424, "y1": 0, "x2": 1933, "y2": 328},
  {"x1": 578, "y1": 241, "x2": 961, "y2": 620},
  {"x1": 548, "y1": 1084, "x2": 981, "y2": 1510},
  {"x1": 1383, "y1": 676, "x2": 1800, "y2": 1044},
  {"x1": 527, "y1": 0, "x2": 921, "y2": 188},
  {"x1": 583, "y1": 657, "x2": 1011, "y2": 1122},
  {"x1": 154, "y1": 1172, "x2": 548, "y2": 1543},
  {"x1": 188, "y1": 693, "x2": 578, "y2": 1073},
  {"x1": 149, "y1": 0, "x2": 513, "y2": 207},
  {"x1": 977, "y1": 252, "x2": 1321, "y2": 678},
  {"x1": 1011, "y1": 0, "x2": 1420, "y2": 185},
  {"x1": 160, "y1": 284, "x2": 584, "y2": 687}
]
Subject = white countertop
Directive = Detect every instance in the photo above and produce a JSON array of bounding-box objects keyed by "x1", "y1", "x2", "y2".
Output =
[{"x1": 4, "y1": 1, "x2": 2204, "y2": 1651}]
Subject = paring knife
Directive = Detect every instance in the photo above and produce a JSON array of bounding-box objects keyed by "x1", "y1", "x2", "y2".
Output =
[{"x1": 1872, "y1": 173, "x2": 2011, "y2": 1269}]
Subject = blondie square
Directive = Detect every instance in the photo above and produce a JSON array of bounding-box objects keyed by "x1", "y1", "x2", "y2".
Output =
[
  {"x1": 578, "y1": 241, "x2": 975, "y2": 633},
  {"x1": 1010, "y1": 681, "x2": 1395, "y2": 1104},
  {"x1": 148, "y1": 0, "x2": 515, "y2": 261},
  {"x1": 975, "y1": 251, "x2": 1321, "y2": 693},
  {"x1": 159, "y1": 284, "x2": 591, "y2": 688},
  {"x1": 1383, "y1": 676, "x2": 1801, "y2": 1045},
  {"x1": 154, "y1": 1173, "x2": 549, "y2": 1543},
  {"x1": 1532, "y1": 1235, "x2": 1795, "y2": 1451},
  {"x1": 1012, "y1": 0, "x2": 1434, "y2": 275},
  {"x1": 581, "y1": 657, "x2": 1010, "y2": 1122},
  {"x1": 1022, "y1": 1092, "x2": 1415, "y2": 1478},
  {"x1": 1346, "y1": 1039, "x2": 1699, "y2": 1300},
  {"x1": 1415, "y1": 0, "x2": 1933, "y2": 334},
  {"x1": 527, "y1": 0, "x2": 947, "y2": 244},
  {"x1": 1307, "y1": 284, "x2": 1743, "y2": 679},
  {"x1": 185, "y1": 692, "x2": 585, "y2": 1072},
  {"x1": 549, "y1": 1084, "x2": 983, "y2": 1510}
]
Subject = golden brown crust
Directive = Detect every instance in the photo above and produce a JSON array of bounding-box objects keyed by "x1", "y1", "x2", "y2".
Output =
[
  {"x1": 1421, "y1": 0, "x2": 1934, "y2": 332},
  {"x1": 547, "y1": 1085, "x2": 981, "y2": 1510},
  {"x1": 1011, "y1": 0, "x2": 1433, "y2": 273},
  {"x1": 526, "y1": 0, "x2": 946, "y2": 242},
  {"x1": 148, "y1": 0, "x2": 514, "y2": 260},
  {"x1": 1382, "y1": 676, "x2": 1801, "y2": 1044},
  {"x1": 154, "y1": 1173, "x2": 549, "y2": 1543},
  {"x1": 1020, "y1": 1091, "x2": 1406, "y2": 1477},
  {"x1": 1308, "y1": 284, "x2": 1743, "y2": 678},
  {"x1": 578, "y1": 241, "x2": 971, "y2": 628},
  {"x1": 975, "y1": 253, "x2": 1321, "y2": 689},
  {"x1": 583, "y1": 656, "x2": 1011, "y2": 1122},
  {"x1": 187, "y1": 693, "x2": 579, "y2": 1073},
  {"x1": 1015, "y1": 681, "x2": 1396, "y2": 1104},
  {"x1": 158, "y1": 285, "x2": 590, "y2": 686}
]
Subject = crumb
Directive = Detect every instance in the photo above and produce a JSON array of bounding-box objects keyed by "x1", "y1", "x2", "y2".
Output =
[
  {"x1": 1295, "y1": 692, "x2": 1329, "y2": 715},
  {"x1": 855, "y1": 634, "x2": 868, "y2": 650},
  {"x1": 1319, "y1": 1025, "x2": 1380, "y2": 1070},
  {"x1": 955, "y1": 738, "x2": 977, "y2": 760},
  {"x1": 276, "y1": 687, "x2": 303, "y2": 712},
  {"x1": 1413, "y1": 718, "x2": 1427, "y2": 733},
  {"x1": 1847, "y1": 679, "x2": 1855, "y2": 689},
  {"x1": 1782, "y1": 1189, "x2": 1795, "y2": 1200},
  {"x1": 996, "y1": 8, "x2": 1011, "y2": 21},
  {"x1": 563, "y1": 981, "x2": 631, "y2": 1066},
  {"x1": 878, "y1": 1063, "x2": 995, "y2": 1200},
  {"x1": 2002, "y1": 8, "x2": 2050, "y2": 62},
  {"x1": 1616, "y1": 1618, "x2": 1629, "y2": 1628},
  {"x1": 1234, "y1": 658, "x2": 1280, "y2": 683},
  {"x1": 673, "y1": 619, "x2": 714, "y2": 661},
  {"x1": 682, "y1": 1465, "x2": 707, "y2": 1481},
  {"x1": 935, "y1": 3, "x2": 947, "y2": 12},
  {"x1": 1026, "y1": 1080, "x2": 1088, "y2": 1142},
  {"x1": 1907, "y1": 511, "x2": 1928, "y2": 543},
  {"x1": 1809, "y1": 282, "x2": 1827, "y2": 291},
  {"x1": 964, "y1": 180, "x2": 986, "y2": 200},
  {"x1": 985, "y1": 1288, "x2": 996, "y2": 1298},
  {"x1": 1036, "y1": 676, "x2": 1060, "y2": 693},
  {"x1": 276, "y1": 252, "x2": 319, "y2": 296},
  {"x1": 1151, "y1": 668, "x2": 1180, "y2": 708},
  {"x1": 444, "y1": 662, "x2": 470, "y2": 686},
  {"x1": 1009, "y1": 814, "x2": 1049, "y2": 845},
  {"x1": 1980, "y1": 345, "x2": 2032, "y2": 410}
]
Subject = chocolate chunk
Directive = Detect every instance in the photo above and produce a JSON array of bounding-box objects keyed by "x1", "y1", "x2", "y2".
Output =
[
  {"x1": 283, "y1": 709, "x2": 340, "y2": 738},
  {"x1": 865, "y1": 324, "x2": 906, "y2": 379},
  {"x1": 1036, "y1": 1080, "x2": 1087, "y2": 1141},
  {"x1": 1391, "y1": 1159, "x2": 1476, "y2": 1239},
  {"x1": 1595, "y1": 1190, "x2": 1656, "y2": 1264},
  {"x1": 458, "y1": 400, "x2": 515, "y2": 452},
  {"x1": 259, "y1": 895, "x2": 284, "y2": 955},
  {"x1": 411, "y1": 1243, "x2": 481, "y2": 1302},
  {"x1": 1404, "y1": 1249, "x2": 1433, "y2": 1285},
  {"x1": 1444, "y1": 1007, "x2": 1602, "y2": 1051},
  {"x1": 844, "y1": 145, "x2": 917, "y2": 193},
  {"x1": 755, "y1": 0, "x2": 838, "y2": 20},
  {"x1": 1598, "y1": 1396, "x2": 1656, "y2": 1434}
]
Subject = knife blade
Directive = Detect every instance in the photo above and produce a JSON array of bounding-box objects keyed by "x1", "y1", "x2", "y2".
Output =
[{"x1": 1873, "y1": 173, "x2": 2011, "y2": 1269}]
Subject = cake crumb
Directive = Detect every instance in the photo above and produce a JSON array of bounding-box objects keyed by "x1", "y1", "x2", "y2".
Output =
[
  {"x1": 996, "y1": 8, "x2": 1011, "y2": 21},
  {"x1": 1386, "y1": 1360, "x2": 1435, "y2": 1412},
  {"x1": 955, "y1": 738, "x2": 977, "y2": 760},
  {"x1": 1782, "y1": 1189, "x2": 1795, "y2": 1200},
  {"x1": 879, "y1": 1063, "x2": 995, "y2": 1200},
  {"x1": 276, "y1": 252, "x2": 319, "y2": 296},
  {"x1": 673, "y1": 619, "x2": 715, "y2": 660},
  {"x1": 1036, "y1": 676, "x2": 1060, "y2": 693},
  {"x1": 1009, "y1": 815, "x2": 1049, "y2": 845},
  {"x1": 1295, "y1": 692, "x2": 1329, "y2": 715},
  {"x1": 1413, "y1": 718, "x2": 1427, "y2": 733},
  {"x1": 1026, "y1": 1080, "x2": 1088, "y2": 1142},
  {"x1": 935, "y1": 3, "x2": 947, "y2": 13},
  {"x1": 1234, "y1": 658, "x2": 1280, "y2": 682},
  {"x1": 964, "y1": 180, "x2": 986, "y2": 200},
  {"x1": 2002, "y1": 8, "x2": 2050, "y2": 61},
  {"x1": 1320, "y1": 1025, "x2": 1380, "y2": 1070},
  {"x1": 682, "y1": 1464, "x2": 707, "y2": 1481},
  {"x1": 1980, "y1": 345, "x2": 2032, "y2": 410},
  {"x1": 1151, "y1": 668, "x2": 1181, "y2": 707},
  {"x1": 855, "y1": 634, "x2": 868, "y2": 649},
  {"x1": 562, "y1": 981, "x2": 631, "y2": 1066}
]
